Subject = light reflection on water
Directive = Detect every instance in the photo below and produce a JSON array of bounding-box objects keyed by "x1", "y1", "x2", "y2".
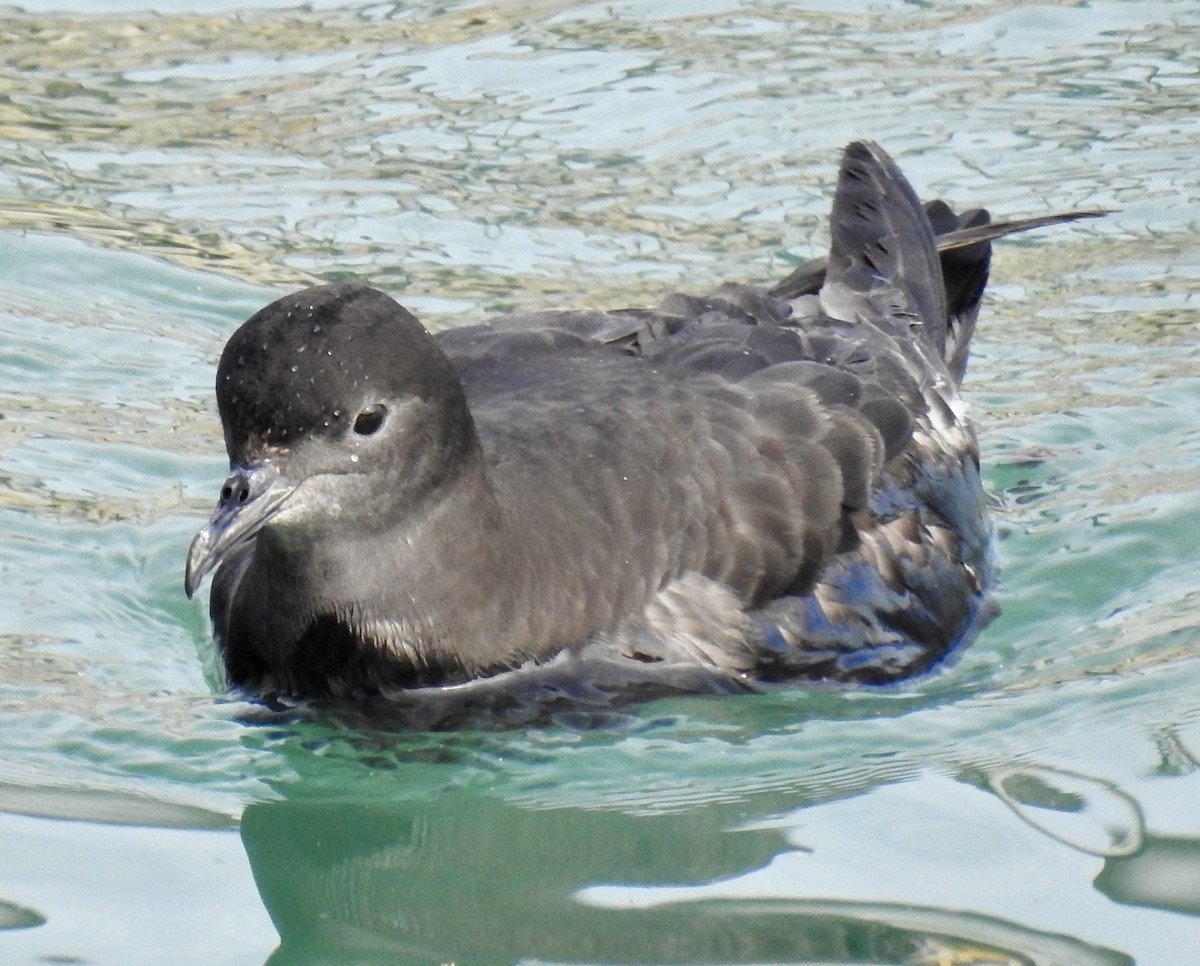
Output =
[{"x1": 1, "y1": 0, "x2": 1199, "y2": 962}]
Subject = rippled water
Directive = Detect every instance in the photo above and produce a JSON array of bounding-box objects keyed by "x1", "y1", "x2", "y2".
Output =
[{"x1": 2, "y1": 0, "x2": 1198, "y2": 962}]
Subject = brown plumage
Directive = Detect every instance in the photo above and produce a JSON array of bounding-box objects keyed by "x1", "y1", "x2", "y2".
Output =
[{"x1": 185, "y1": 141, "x2": 1103, "y2": 725}]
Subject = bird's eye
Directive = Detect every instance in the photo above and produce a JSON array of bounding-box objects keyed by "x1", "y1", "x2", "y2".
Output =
[{"x1": 353, "y1": 404, "x2": 387, "y2": 437}]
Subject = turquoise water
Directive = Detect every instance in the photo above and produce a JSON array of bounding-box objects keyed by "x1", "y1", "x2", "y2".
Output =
[{"x1": 2, "y1": 0, "x2": 1199, "y2": 962}]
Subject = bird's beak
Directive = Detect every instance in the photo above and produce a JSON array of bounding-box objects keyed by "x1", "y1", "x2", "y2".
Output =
[{"x1": 185, "y1": 463, "x2": 296, "y2": 598}]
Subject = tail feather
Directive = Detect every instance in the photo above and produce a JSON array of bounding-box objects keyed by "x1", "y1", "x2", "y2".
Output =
[
  {"x1": 821, "y1": 141, "x2": 948, "y2": 350},
  {"x1": 925, "y1": 199, "x2": 992, "y2": 383},
  {"x1": 768, "y1": 205, "x2": 1106, "y2": 300},
  {"x1": 931, "y1": 208, "x2": 1112, "y2": 252},
  {"x1": 769, "y1": 142, "x2": 1107, "y2": 381}
]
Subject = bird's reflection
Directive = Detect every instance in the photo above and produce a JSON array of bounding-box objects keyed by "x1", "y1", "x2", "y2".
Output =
[{"x1": 240, "y1": 787, "x2": 1132, "y2": 964}]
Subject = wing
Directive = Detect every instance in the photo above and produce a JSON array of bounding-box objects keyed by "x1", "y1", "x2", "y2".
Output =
[{"x1": 424, "y1": 142, "x2": 1097, "y2": 689}]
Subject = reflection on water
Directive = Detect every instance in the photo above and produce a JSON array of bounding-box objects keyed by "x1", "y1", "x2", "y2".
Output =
[
  {"x1": 6, "y1": 0, "x2": 1192, "y2": 308},
  {"x1": 990, "y1": 765, "x2": 1144, "y2": 858},
  {"x1": 241, "y1": 777, "x2": 1135, "y2": 965},
  {"x1": 0, "y1": 899, "x2": 44, "y2": 932},
  {"x1": 1, "y1": 0, "x2": 1199, "y2": 961},
  {"x1": 1098, "y1": 837, "x2": 1200, "y2": 920},
  {"x1": 0, "y1": 810, "x2": 276, "y2": 962}
]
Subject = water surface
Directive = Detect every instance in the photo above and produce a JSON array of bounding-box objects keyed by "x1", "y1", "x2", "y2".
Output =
[{"x1": 1, "y1": 0, "x2": 1198, "y2": 962}]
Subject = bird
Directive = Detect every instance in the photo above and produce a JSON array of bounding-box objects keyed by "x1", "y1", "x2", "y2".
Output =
[{"x1": 185, "y1": 141, "x2": 1102, "y2": 727}]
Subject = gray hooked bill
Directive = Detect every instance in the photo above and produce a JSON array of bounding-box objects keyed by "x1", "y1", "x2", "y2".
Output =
[{"x1": 185, "y1": 463, "x2": 294, "y2": 599}]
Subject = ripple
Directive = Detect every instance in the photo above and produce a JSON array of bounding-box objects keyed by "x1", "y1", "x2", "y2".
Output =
[
  {"x1": 0, "y1": 1, "x2": 1198, "y2": 961},
  {"x1": 990, "y1": 765, "x2": 1144, "y2": 857}
]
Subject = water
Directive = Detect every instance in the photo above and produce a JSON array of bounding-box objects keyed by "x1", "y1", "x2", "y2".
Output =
[{"x1": 2, "y1": 0, "x2": 1198, "y2": 962}]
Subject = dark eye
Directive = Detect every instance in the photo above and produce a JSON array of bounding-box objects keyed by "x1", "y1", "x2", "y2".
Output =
[{"x1": 353, "y1": 404, "x2": 387, "y2": 437}]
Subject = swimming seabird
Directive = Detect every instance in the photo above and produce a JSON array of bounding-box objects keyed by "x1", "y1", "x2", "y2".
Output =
[{"x1": 185, "y1": 141, "x2": 1100, "y2": 720}]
